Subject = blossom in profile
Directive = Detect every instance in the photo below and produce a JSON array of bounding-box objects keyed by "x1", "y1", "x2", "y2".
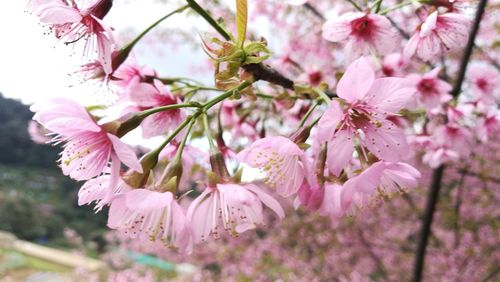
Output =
[
  {"x1": 296, "y1": 182, "x2": 324, "y2": 212},
  {"x1": 404, "y1": 11, "x2": 470, "y2": 62},
  {"x1": 476, "y1": 111, "x2": 500, "y2": 143},
  {"x1": 127, "y1": 79, "x2": 185, "y2": 138},
  {"x1": 31, "y1": 98, "x2": 142, "y2": 181},
  {"x1": 187, "y1": 183, "x2": 285, "y2": 243},
  {"x1": 78, "y1": 174, "x2": 131, "y2": 210},
  {"x1": 322, "y1": 12, "x2": 398, "y2": 60},
  {"x1": 319, "y1": 183, "x2": 345, "y2": 218},
  {"x1": 30, "y1": 0, "x2": 115, "y2": 73},
  {"x1": 238, "y1": 136, "x2": 310, "y2": 197},
  {"x1": 407, "y1": 67, "x2": 452, "y2": 110},
  {"x1": 27, "y1": 120, "x2": 51, "y2": 144},
  {"x1": 317, "y1": 57, "x2": 415, "y2": 176},
  {"x1": 108, "y1": 189, "x2": 193, "y2": 253},
  {"x1": 341, "y1": 161, "x2": 421, "y2": 214}
]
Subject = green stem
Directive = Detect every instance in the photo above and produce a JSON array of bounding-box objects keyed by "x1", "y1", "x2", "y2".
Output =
[
  {"x1": 137, "y1": 103, "x2": 199, "y2": 119},
  {"x1": 186, "y1": 0, "x2": 231, "y2": 40},
  {"x1": 149, "y1": 113, "x2": 200, "y2": 158},
  {"x1": 345, "y1": 0, "x2": 362, "y2": 11},
  {"x1": 380, "y1": 1, "x2": 412, "y2": 15},
  {"x1": 202, "y1": 81, "x2": 252, "y2": 110},
  {"x1": 141, "y1": 82, "x2": 252, "y2": 159},
  {"x1": 157, "y1": 77, "x2": 203, "y2": 85},
  {"x1": 298, "y1": 102, "x2": 319, "y2": 128},
  {"x1": 314, "y1": 88, "x2": 331, "y2": 105},
  {"x1": 121, "y1": 5, "x2": 189, "y2": 55},
  {"x1": 373, "y1": 0, "x2": 383, "y2": 13},
  {"x1": 173, "y1": 117, "x2": 196, "y2": 162},
  {"x1": 202, "y1": 112, "x2": 218, "y2": 152}
]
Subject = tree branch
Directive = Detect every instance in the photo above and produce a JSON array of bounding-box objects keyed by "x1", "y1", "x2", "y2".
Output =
[
  {"x1": 413, "y1": 165, "x2": 446, "y2": 282},
  {"x1": 450, "y1": 0, "x2": 489, "y2": 98},
  {"x1": 242, "y1": 63, "x2": 295, "y2": 89},
  {"x1": 412, "y1": 0, "x2": 489, "y2": 280}
]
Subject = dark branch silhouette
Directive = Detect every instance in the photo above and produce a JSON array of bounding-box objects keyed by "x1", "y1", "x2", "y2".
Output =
[{"x1": 412, "y1": 0, "x2": 489, "y2": 280}]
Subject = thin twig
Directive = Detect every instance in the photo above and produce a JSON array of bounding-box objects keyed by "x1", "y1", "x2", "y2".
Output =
[
  {"x1": 413, "y1": 165, "x2": 446, "y2": 282},
  {"x1": 358, "y1": 229, "x2": 389, "y2": 279},
  {"x1": 456, "y1": 169, "x2": 500, "y2": 184},
  {"x1": 450, "y1": 0, "x2": 489, "y2": 98},
  {"x1": 304, "y1": 3, "x2": 325, "y2": 20},
  {"x1": 453, "y1": 168, "x2": 468, "y2": 248}
]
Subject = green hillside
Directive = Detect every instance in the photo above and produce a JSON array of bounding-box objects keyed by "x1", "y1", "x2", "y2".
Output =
[{"x1": 0, "y1": 94, "x2": 107, "y2": 251}]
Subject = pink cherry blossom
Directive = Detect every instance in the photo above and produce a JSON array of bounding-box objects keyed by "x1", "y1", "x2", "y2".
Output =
[
  {"x1": 382, "y1": 53, "x2": 409, "y2": 77},
  {"x1": 107, "y1": 189, "x2": 193, "y2": 253},
  {"x1": 476, "y1": 111, "x2": 499, "y2": 142},
  {"x1": 78, "y1": 174, "x2": 131, "y2": 210},
  {"x1": 404, "y1": 11, "x2": 470, "y2": 62},
  {"x1": 127, "y1": 79, "x2": 185, "y2": 138},
  {"x1": 113, "y1": 62, "x2": 157, "y2": 90},
  {"x1": 30, "y1": 0, "x2": 115, "y2": 73},
  {"x1": 319, "y1": 183, "x2": 345, "y2": 218},
  {"x1": 341, "y1": 161, "x2": 421, "y2": 214},
  {"x1": 467, "y1": 65, "x2": 499, "y2": 105},
  {"x1": 31, "y1": 98, "x2": 142, "y2": 181},
  {"x1": 322, "y1": 12, "x2": 398, "y2": 60},
  {"x1": 407, "y1": 67, "x2": 452, "y2": 110},
  {"x1": 237, "y1": 136, "x2": 310, "y2": 197},
  {"x1": 296, "y1": 182, "x2": 324, "y2": 212},
  {"x1": 317, "y1": 57, "x2": 415, "y2": 176},
  {"x1": 187, "y1": 183, "x2": 285, "y2": 243},
  {"x1": 422, "y1": 146, "x2": 460, "y2": 168}
]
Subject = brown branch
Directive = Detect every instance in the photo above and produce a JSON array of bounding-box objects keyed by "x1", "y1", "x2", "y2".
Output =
[
  {"x1": 450, "y1": 0, "x2": 489, "y2": 98},
  {"x1": 242, "y1": 63, "x2": 295, "y2": 89},
  {"x1": 413, "y1": 165, "x2": 446, "y2": 282},
  {"x1": 304, "y1": 3, "x2": 325, "y2": 20},
  {"x1": 412, "y1": 0, "x2": 489, "y2": 280},
  {"x1": 242, "y1": 63, "x2": 337, "y2": 98},
  {"x1": 388, "y1": 17, "x2": 410, "y2": 39}
]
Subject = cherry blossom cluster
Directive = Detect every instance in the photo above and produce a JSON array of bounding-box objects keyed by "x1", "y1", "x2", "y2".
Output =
[{"x1": 27, "y1": 0, "x2": 498, "y2": 256}]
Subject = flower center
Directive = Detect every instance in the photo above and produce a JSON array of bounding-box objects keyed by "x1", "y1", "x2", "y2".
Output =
[{"x1": 350, "y1": 16, "x2": 375, "y2": 39}]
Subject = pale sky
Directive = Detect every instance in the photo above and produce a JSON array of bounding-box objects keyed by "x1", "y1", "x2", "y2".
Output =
[{"x1": 0, "y1": 1, "x2": 210, "y2": 105}]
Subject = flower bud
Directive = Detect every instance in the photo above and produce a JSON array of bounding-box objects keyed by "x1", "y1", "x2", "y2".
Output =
[
  {"x1": 122, "y1": 151, "x2": 159, "y2": 188},
  {"x1": 209, "y1": 152, "x2": 230, "y2": 181},
  {"x1": 159, "y1": 158, "x2": 183, "y2": 193}
]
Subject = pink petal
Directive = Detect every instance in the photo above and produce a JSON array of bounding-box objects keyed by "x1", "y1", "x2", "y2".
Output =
[
  {"x1": 363, "y1": 119, "x2": 409, "y2": 162},
  {"x1": 37, "y1": 5, "x2": 82, "y2": 24},
  {"x1": 245, "y1": 184, "x2": 285, "y2": 219},
  {"x1": 337, "y1": 57, "x2": 375, "y2": 102},
  {"x1": 420, "y1": 11, "x2": 438, "y2": 37},
  {"x1": 124, "y1": 189, "x2": 172, "y2": 211},
  {"x1": 327, "y1": 129, "x2": 354, "y2": 176},
  {"x1": 128, "y1": 82, "x2": 160, "y2": 107},
  {"x1": 316, "y1": 100, "x2": 343, "y2": 142},
  {"x1": 78, "y1": 175, "x2": 110, "y2": 206},
  {"x1": 365, "y1": 77, "x2": 415, "y2": 114},
  {"x1": 322, "y1": 14, "x2": 354, "y2": 42},
  {"x1": 107, "y1": 133, "x2": 143, "y2": 173},
  {"x1": 403, "y1": 34, "x2": 419, "y2": 59}
]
